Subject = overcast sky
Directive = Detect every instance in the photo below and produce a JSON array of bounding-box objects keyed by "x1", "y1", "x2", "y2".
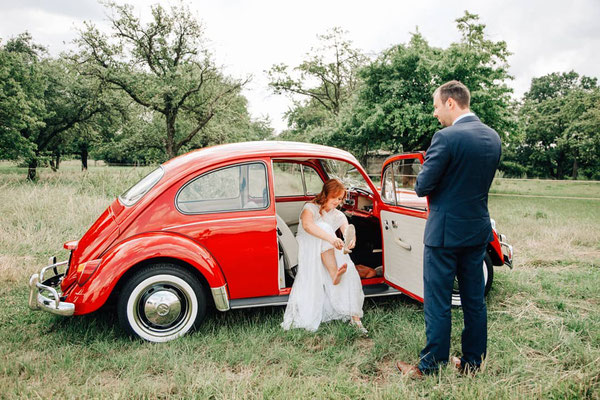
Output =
[{"x1": 1, "y1": 0, "x2": 599, "y2": 132}]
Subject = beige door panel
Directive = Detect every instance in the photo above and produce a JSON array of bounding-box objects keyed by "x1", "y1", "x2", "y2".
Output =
[{"x1": 381, "y1": 210, "x2": 425, "y2": 299}]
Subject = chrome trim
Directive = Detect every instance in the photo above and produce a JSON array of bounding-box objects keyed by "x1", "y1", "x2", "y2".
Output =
[
  {"x1": 364, "y1": 287, "x2": 402, "y2": 298},
  {"x1": 28, "y1": 259, "x2": 75, "y2": 316},
  {"x1": 210, "y1": 284, "x2": 230, "y2": 311},
  {"x1": 40, "y1": 260, "x2": 67, "y2": 282},
  {"x1": 230, "y1": 300, "x2": 288, "y2": 309},
  {"x1": 500, "y1": 240, "x2": 513, "y2": 269},
  {"x1": 165, "y1": 215, "x2": 274, "y2": 231}
]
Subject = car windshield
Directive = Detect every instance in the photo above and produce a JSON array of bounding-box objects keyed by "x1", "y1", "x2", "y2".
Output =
[
  {"x1": 119, "y1": 167, "x2": 164, "y2": 206},
  {"x1": 320, "y1": 159, "x2": 372, "y2": 193}
]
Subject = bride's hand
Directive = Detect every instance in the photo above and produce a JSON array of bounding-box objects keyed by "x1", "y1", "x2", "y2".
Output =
[
  {"x1": 347, "y1": 239, "x2": 356, "y2": 250},
  {"x1": 330, "y1": 237, "x2": 344, "y2": 250}
]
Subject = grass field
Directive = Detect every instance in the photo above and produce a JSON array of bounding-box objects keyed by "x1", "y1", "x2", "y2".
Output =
[{"x1": 0, "y1": 161, "x2": 599, "y2": 399}]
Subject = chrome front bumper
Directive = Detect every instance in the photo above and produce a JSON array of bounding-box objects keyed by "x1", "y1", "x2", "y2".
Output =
[
  {"x1": 499, "y1": 234, "x2": 514, "y2": 269},
  {"x1": 28, "y1": 258, "x2": 75, "y2": 316}
]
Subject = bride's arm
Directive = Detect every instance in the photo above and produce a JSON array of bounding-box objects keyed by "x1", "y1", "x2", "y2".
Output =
[{"x1": 300, "y1": 209, "x2": 344, "y2": 250}]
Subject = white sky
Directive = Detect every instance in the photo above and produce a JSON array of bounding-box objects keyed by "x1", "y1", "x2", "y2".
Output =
[{"x1": 1, "y1": 0, "x2": 599, "y2": 132}]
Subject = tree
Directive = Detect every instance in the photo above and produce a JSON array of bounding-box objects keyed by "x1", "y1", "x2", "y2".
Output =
[
  {"x1": 0, "y1": 33, "x2": 107, "y2": 180},
  {"x1": 267, "y1": 27, "x2": 367, "y2": 138},
  {"x1": 94, "y1": 92, "x2": 273, "y2": 166},
  {"x1": 0, "y1": 33, "x2": 45, "y2": 162},
  {"x1": 516, "y1": 71, "x2": 600, "y2": 179},
  {"x1": 337, "y1": 12, "x2": 515, "y2": 161},
  {"x1": 76, "y1": 2, "x2": 248, "y2": 160}
]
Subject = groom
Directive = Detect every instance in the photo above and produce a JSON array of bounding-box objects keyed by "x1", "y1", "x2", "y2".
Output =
[{"x1": 397, "y1": 81, "x2": 501, "y2": 376}]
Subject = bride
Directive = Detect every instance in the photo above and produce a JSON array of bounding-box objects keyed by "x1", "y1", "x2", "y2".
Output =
[{"x1": 281, "y1": 179, "x2": 366, "y2": 334}]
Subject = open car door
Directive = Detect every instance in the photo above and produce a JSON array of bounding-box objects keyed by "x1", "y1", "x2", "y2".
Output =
[{"x1": 378, "y1": 153, "x2": 428, "y2": 302}]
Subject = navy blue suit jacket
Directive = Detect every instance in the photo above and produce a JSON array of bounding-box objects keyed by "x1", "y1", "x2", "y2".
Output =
[{"x1": 414, "y1": 115, "x2": 501, "y2": 247}]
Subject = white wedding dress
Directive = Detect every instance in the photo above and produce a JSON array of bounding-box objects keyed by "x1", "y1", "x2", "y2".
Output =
[{"x1": 281, "y1": 203, "x2": 364, "y2": 332}]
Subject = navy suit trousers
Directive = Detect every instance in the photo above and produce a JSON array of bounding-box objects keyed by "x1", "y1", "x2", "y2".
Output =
[{"x1": 418, "y1": 244, "x2": 488, "y2": 373}]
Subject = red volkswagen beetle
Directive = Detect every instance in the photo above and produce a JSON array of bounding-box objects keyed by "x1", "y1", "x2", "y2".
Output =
[{"x1": 28, "y1": 141, "x2": 513, "y2": 342}]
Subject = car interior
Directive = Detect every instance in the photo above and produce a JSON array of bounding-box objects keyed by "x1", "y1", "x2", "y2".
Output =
[{"x1": 272, "y1": 158, "x2": 383, "y2": 289}]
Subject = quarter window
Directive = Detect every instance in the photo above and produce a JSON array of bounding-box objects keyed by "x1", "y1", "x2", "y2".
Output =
[
  {"x1": 177, "y1": 163, "x2": 268, "y2": 214},
  {"x1": 304, "y1": 167, "x2": 323, "y2": 195},
  {"x1": 119, "y1": 167, "x2": 164, "y2": 207},
  {"x1": 273, "y1": 162, "x2": 323, "y2": 196}
]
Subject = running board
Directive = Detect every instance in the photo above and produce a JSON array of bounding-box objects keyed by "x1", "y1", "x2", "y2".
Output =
[{"x1": 229, "y1": 284, "x2": 402, "y2": 309}]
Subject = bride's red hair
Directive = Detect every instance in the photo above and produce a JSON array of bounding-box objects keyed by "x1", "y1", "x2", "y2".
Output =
[{"x1": 312, "y1": 178, "x2": 346, "y2": 214}]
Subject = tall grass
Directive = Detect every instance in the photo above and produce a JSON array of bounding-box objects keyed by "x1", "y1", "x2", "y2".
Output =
[{"x1": 0, "y1": 163, "x2": 598, "y2": 399}]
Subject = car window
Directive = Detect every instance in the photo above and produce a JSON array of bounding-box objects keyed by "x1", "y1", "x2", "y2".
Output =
[
  {"x1": 273, "y1": 163, "x2": 304, "y2": 196},
  {"x1": 119, "y1": 167, "x2": 164, "y2": 207},
  {"x1": 320, "y1": 159, "x2": 371, "y2": 193},
  {"x1": 381, "y1": 159, "x2": 426, "y2": 211},
  {"x1": 393, "y1": 159, "x2": 420, "y2": 191},
  {"x1": 177, "y1": 162, "x2": 268, "y2": 214},
  {"x1": 303, "y1": 166, "x2": 323, "y2": 195},
  {"x1": 273, "y1": 162, "x2": 323, "y2": 196},
  {"x1": 381, "y1": 166, "x2": 396, "y2": 204}
]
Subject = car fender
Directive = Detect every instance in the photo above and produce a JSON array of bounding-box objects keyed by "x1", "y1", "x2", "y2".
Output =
[{"x1": 68, "y1": 231, "x2": 227, "y2": 315}]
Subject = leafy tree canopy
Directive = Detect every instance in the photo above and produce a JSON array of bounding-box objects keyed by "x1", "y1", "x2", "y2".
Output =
[
  {"x1": 513, "y1": 71, "x2": 600, "y2": 179},
  {"x1": 336, "y1": 11, "x2": 515, "y2": 161},
  {"x1": 76, "y1": 2, "x2": 249, "y2": 159}
]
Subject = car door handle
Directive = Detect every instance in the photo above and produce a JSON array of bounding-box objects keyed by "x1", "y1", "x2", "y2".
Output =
[
  {"x1": 384, "y1": 220, "x2": 389, "y2": 230},
  {"x1": 391, "y1": 220, "x2": 398, "y2": 229},
  {"x1": 395, "y1": 238, "x2": 412, "y2": 251}
]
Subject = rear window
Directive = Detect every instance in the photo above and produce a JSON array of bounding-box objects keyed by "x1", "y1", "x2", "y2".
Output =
[{"x1": 119, "y1": 167, "x2": 164, "y2": 207}]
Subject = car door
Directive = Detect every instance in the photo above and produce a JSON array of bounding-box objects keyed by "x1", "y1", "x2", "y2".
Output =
[{"x1": 378, "y1": 153, "x2": 428, "y2": 302}]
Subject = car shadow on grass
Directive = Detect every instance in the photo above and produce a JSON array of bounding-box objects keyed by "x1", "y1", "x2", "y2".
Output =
[{"x1": 39, "y1": 292, "x2": 423, "y2": 346}]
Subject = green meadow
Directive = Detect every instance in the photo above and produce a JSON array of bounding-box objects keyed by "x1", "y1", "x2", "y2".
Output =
[{"x1": 0, "y1": 162, "x2": 598, "y2": 399}]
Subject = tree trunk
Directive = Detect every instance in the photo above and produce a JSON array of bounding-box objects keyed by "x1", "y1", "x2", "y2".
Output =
[
  {"x1": 555, "y1": 152, "x2": 565, "y2": 179},
  {"x1": 165, "y1": 114, "x2": 177, "y2": 159},
  {"x1": 572, "y1": 158, "x2": 578, "y2": 179},
  {"x1": 27, "y1": 157, "x2": 38, "y2": 181},
  {"x1": 55, "y1": 151, "x2": 61, "y2": 170},
  {"x1": 81, "y1": 146, "x2": 89, "y2": 171}
]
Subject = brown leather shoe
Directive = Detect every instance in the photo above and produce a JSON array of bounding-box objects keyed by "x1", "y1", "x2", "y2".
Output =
[{"x1": 395, "y1": 361, "x2": 423, "y2": 379}]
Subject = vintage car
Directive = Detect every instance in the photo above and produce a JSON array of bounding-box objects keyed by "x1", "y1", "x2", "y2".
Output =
[{"x1": 28, "y1": 141, "x2": 513, "y2": 342}]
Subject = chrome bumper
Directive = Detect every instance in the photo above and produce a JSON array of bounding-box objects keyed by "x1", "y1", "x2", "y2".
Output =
[
  {"x1": 28, "y1": 258, "x2": 75, "y2": 316},
  {"x1": 499, "y1": 234, "x2": 514, "y2": 269}
]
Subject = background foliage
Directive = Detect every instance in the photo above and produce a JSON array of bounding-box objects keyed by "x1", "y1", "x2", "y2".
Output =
[{"x1": 1, "y1": 6, "x2": 598, "y2": 179}]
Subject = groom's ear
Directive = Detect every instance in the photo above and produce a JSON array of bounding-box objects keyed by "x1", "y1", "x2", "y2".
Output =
[{"x1": 446, "y1": 97, "x2": 456, "y2": 109}]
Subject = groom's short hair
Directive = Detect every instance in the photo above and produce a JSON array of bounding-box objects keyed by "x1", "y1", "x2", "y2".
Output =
[{"x1": 434, "y1": 81, "x2": 470, "y2": 109}]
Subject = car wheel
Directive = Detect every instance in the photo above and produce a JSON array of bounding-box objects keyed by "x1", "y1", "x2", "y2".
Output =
[
  {"x1": 117, "y1": 263, "x2": 207, "y2": 342},
  {"x1": 451, "y1": 254, "x2": 494, "y2": 307}
]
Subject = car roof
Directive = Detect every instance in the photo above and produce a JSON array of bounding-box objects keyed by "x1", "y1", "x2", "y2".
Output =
[{"x1": 162, "y1": 141, "x2": 360, "y2": 174}]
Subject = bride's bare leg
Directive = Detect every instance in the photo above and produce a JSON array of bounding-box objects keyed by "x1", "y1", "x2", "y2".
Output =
[{"x1": 321, "y1": 249, "x2": 347, "y2": 285}]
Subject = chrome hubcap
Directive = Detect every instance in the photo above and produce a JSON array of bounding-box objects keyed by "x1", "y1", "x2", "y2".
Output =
[
  {"x1": 144, "y1": 290, "x2": 182, "y2": 327},
  {"x1": 135, "y1": 283, "x2": 190, "y2": 332}
]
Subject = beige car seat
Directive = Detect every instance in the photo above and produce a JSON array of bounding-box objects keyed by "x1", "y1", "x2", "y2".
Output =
[{"x1": 276, "y1": 214, "x2": 298, "y2": 274}]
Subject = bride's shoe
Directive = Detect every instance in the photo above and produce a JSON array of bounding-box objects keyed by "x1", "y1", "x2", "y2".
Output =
[
  {"x1": 350, "y1": 319, "x2": 368, "y2": 336},
  {"x1": 343, "y1": 224, "x2": 355, "y2": 254}
]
